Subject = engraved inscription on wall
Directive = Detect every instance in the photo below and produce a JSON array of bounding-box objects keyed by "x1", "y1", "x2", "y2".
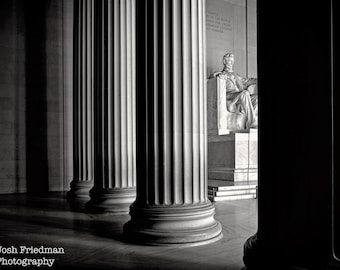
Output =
[
  {"x1": 206, "y1": 0, "x2": 235, "y2": 78},
  {"x1": 206, "y1": 10, "x2": 232, "y2": 34}
]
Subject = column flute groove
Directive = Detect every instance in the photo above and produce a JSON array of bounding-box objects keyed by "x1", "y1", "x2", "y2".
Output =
[
  {"x1": 67, "y1": 0, "x2": 94, "y2": 204},
  {"x1": 86, "y1": 0, "x2": 136, "y2": 214},
  {"x1": 163, "y1": 0, "x2": 172, "y2": 205},
  {"x1": 124, "y1": 0, "x2": 222, "y2": 246}
]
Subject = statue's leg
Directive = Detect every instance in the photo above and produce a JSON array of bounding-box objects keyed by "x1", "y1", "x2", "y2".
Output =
[
  {"x1": 251, "y1": 95, "x2": 258, "y2": 128},
  {"x1": 251, "y1": 95, "x2": 258, "y2": 116},
  {"x1": 239, "y1": 91, "x2": 256, "y2": 129}
]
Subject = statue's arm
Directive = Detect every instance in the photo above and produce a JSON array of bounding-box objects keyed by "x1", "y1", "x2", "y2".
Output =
[
  {"x1": 238, "y1": 76, "x2": 257, "y2": 89},
  {"x1": 248, "y1": 77, "x2": 257, "y2": 86},
  {"x1": 208, "y1": 71, "x2": 222, "y2": 79}
]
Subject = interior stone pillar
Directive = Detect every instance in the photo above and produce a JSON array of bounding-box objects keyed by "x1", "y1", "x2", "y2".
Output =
[
  {"x1": 67, "y1": 0, "x2": 94, "y2": 202},
  {"x1": 85, "y1": 0, "x2": 136, "y2": 214},
  {"x1": 123, "y1": 0, "x2": 222, "y2": 245}
]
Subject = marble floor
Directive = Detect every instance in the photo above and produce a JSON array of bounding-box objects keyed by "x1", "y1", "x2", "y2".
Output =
[{"x1": 0, "y1": 194, "x2": 257, "y2": 270}]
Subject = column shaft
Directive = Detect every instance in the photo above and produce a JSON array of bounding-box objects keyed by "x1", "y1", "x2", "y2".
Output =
[
  {"x1": 86, "y1": 0, "x2": 136, "y2": 214},
  {"x1": 124, "y1": 0, "x2": 222, "y2": 246},
  {"x1": 67, "y1": 0, "x2": 94, "y2": 202}
]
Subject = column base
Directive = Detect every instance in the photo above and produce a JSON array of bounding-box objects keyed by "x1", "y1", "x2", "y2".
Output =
[
  {"x1": 123, "y1": 201, "x2": 223, "y2": 246},
  {"x1": 66, "y1": 180, "x2": 93, "y2": 201},
  {"x1": 85, "y1": 187, "x2": 136, "y2": 214},
  {"x1": 66, "y1": 180, "x2": 93, "y2": 212},
  {"x1": 243, "y1": 233, "x2": 262, "y2": 269}
]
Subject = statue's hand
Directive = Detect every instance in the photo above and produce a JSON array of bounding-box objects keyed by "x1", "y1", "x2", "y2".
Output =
[
  {"x1": 251, "y1": 78, "x2": 258, "y2": 85},
  {"x1": 208, "y1": 71, "x2": 222, "y2": 79}
]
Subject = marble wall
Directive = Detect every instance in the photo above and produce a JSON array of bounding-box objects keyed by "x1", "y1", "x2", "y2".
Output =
[
  {"x1": 206, "y1": 0, "x2": 258, "y2": 182},
  {"x1": 0, "y1": 0, "x2": 73, "y2": 194},
  {"x1": 206, "y1": 0, "x2": 257, "y2": 78},
  {"x1": 207, "y1": 0, "x2": 257, "y2": 135},
  {"x1": 207, "y1": 0, "x2": 257, "y2": 136}
]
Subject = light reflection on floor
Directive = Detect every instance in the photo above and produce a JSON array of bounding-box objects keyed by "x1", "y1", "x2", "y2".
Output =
[{"x1": 0, "y1": 194, "x2": 257, "y2": 270}]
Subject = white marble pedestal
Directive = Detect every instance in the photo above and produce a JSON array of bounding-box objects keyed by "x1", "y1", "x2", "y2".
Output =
[{"x1": 208, "y1": 129, "x2": 258, "y2": 182}]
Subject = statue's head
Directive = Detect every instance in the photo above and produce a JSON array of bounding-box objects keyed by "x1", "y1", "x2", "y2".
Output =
[{"x1": 223, "y1": 53, "x2": 234, "y2": 70}]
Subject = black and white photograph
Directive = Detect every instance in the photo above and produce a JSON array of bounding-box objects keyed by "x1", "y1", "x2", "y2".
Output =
[{"x1": 0, "y1": 0, "x2": 338, "y2": 269}]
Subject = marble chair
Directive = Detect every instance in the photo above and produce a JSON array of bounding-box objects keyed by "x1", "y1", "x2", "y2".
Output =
[
  {"x1": 207, "y1": 77, "x2": 258, "y2": 184},
  {"x1": 216, "y1": 77, "x2": 257, "y2": 134}
]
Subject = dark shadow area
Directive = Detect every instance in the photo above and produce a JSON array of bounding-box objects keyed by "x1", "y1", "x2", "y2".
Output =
[
  {"x1": 245, "y1": 0, "x2": 340, "y2": 269},
  {"x1": 68, "y1": 199, "x2": 92, "y2": 213},
  {"x1": 0, "y1": 0, "x2": 26, "y2": 193},
  {"x1": 0, "y1": 193, "x2": 127, "y2": 242},
  {"x1": 14, "y1": 0, "x2": 25, "y2": 194},
  {"x1": 0, "y1": 192, "x2": 69, "y2": 211},
  {"x1": 333, "y1": 0, "x2": 340, "y2": 262},
  {"x1": 24, "y1": 0, "x2": 49, "y2": 195},
  {"x1": 0, "y1": 1, "x2": 13, "y2": 28}
]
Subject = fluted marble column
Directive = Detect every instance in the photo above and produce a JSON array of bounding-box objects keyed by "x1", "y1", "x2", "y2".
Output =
[
  {"x1": 67, "y1": 0, "x2": 94, "y2": 202},
  {"x1": 85, "y1": 0, "x2": 136, "y2": 214},
  {"x1": 123, "y1": 0, "x2": 222, "y2": 245}
]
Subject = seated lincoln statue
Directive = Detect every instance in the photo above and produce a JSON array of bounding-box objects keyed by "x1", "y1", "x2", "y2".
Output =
[{"x1": 209, "y1": 53, "x2": 258, "y2": 130}]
